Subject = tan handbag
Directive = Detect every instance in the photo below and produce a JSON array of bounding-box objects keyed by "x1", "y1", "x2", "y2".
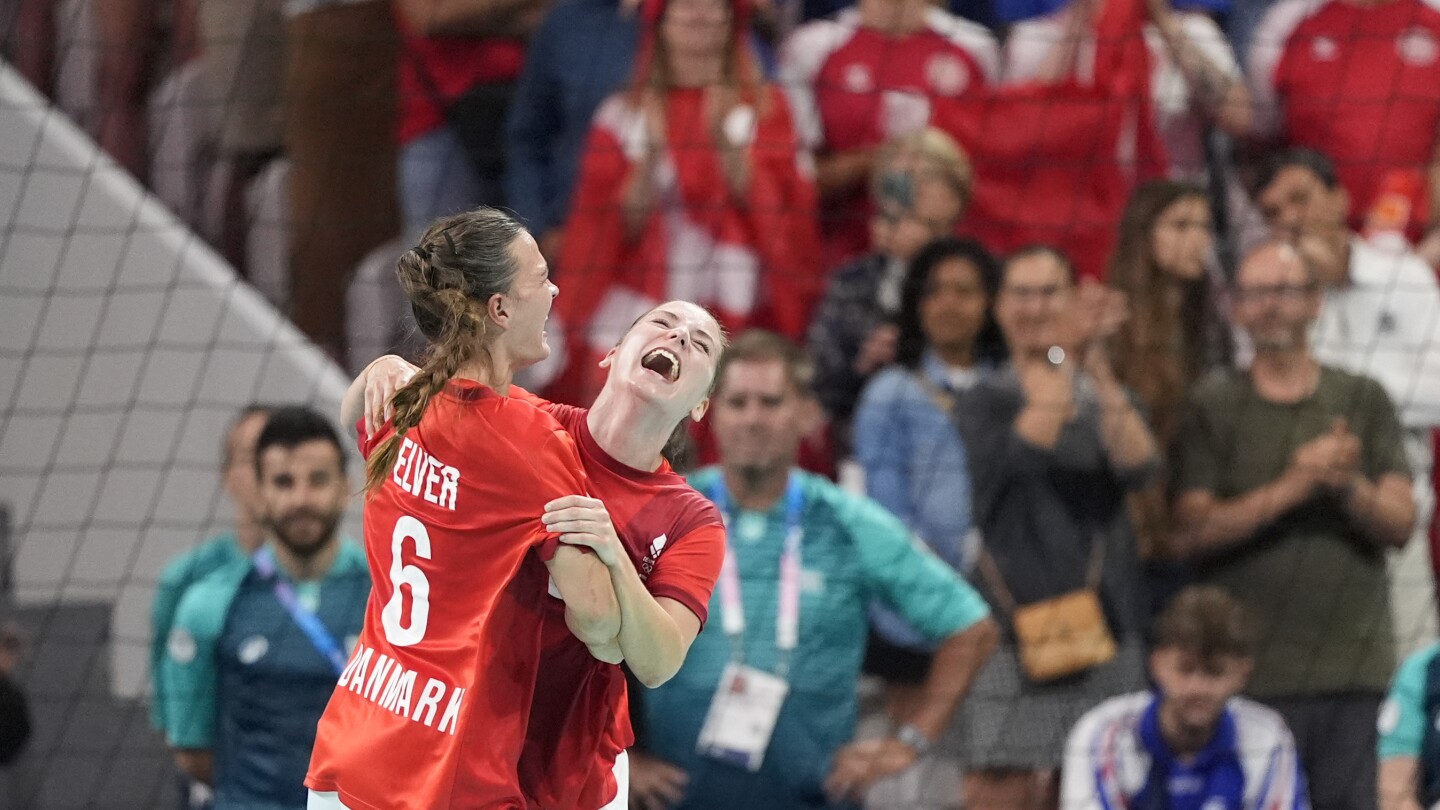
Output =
[
  {"x1": 909, "y1": 369, "x2": 1118, "y2": 681},
  {"x1": 977, "y1": 540, "x2": 1117, "y2": 683}
]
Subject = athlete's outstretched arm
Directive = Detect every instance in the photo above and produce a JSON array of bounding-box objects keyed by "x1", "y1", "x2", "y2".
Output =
[{"x1": 544, "y1": 497, "x2": 700, "y2": 687}]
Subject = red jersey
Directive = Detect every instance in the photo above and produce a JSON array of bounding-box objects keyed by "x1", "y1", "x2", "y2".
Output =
[
  {"x1": 1253, "y1": 0, "x2": 1440, "y2": 240},
  {"x1": 511, "y1": 391, "x2": 726, "y2": 810},
  {"x1": 781, "y1": 7, "x2": 998, "y2": 264},
  {"x1": 395, "y1": 10, "x2": 526, "y2": 145},
  {"x1": 549, "y1": 86, "x2": 821, "y2": 405},
  {"x1": 306, "y1": 381, "x2": 590, "y2": 810}
]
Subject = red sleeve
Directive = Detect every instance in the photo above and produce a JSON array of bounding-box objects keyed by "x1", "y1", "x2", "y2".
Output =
[
  {"x1": 646, "y1": 523, "x2": 725, "y2": 628},
  {"x1": 355, "y1": 418, "x2": 393, "y2": 460},
  {"x1": 523, "y1": 428, "x2": 592, "y2": 562}
]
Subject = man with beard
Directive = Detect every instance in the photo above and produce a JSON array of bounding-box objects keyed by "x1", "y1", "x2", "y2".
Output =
[
  {"x1": 162, "y1": 406, "x2": 367, "y2": 810},
  {"x1": 1061, "y1": 586, "x2": 1308, "y2": 810},
  {"x1": 1173, "y1": 242, "x2": 1415, "y2": 810}
]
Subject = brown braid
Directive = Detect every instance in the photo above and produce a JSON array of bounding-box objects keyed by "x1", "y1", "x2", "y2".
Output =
[{"x1": 363, "y1": 208, "x2": 526, "y2": 493}]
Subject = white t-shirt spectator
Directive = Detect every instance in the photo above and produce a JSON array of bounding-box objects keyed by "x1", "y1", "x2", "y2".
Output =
[{"x1": 1313, "y1": 240, "x2": 1440, "y2": 431}]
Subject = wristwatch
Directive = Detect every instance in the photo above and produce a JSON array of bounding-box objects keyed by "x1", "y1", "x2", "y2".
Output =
[{"x1": 894, "y1": 723, "x2": 933, "y2": 757}]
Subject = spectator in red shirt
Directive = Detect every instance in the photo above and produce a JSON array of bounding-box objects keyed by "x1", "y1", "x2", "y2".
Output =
[
  {"x1": 1249, "y1": 0, "x2": 1440, "y2": 266},
  {"x1": 780, "y1": 0, "x2": 997, "y2": 266},
  {"x1": 394, "y1": 0, "x2": 550, "y2": 237},
  {"x1": 1003, "y1": 0, "x2": 1250, "y2": 181},
  {"x1": 542, "y1": 0, "x2": 821, "y2": 407}
]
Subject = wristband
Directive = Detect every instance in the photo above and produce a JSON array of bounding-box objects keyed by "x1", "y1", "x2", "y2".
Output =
[{"x1": 894, "y1": 723, "x2": 933, "y2": 757}]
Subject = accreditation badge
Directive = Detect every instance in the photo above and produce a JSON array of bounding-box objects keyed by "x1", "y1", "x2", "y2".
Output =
[{"x1": 696, "y1": 662, "x2": 789, "y2": 772}]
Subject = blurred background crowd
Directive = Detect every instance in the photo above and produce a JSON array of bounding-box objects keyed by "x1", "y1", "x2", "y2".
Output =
[{"x1": 1, "y1": 0, "x2": 1440, "y2": 804}]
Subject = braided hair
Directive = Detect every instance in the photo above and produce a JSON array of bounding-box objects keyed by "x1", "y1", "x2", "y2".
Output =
[{"x1": 363, "y1": 207, "x2": 526, "y2": 493}]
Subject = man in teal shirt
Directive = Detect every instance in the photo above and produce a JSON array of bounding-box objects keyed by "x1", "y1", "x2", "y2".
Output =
[
  {"x1": 151, "y1": 405, "x2": 272, "y2": 737},
  {"x1": 634, "y1": 331, "x2": 998, "y2": 810},
  {"x1": 162, "y1": 406, "x2": 368, "y2": 810},
  {"x1": 1379, "y1": 642, "x2": 1440, "y2": 810}
]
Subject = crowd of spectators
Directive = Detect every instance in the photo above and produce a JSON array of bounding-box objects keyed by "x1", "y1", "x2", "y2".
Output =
[
  {"x1": 5, "y1": 0, "x2": 1440, "y2": 806},
  {"x1": 8, "y1": 0, "x2": 1439, "y2": 367}
]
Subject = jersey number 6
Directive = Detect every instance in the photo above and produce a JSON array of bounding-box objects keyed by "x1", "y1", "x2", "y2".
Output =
[{"x1": 381, "y1": 515, "x2": 431, "y2": 646}]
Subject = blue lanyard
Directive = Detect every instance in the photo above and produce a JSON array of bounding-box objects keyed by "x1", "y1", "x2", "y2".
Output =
[
  {"x1": 708, "y1": 472, "x2": 805, "y2": 677},
  {"x1": 253, "y1": 546, "x2": 348, "y2": 676}
]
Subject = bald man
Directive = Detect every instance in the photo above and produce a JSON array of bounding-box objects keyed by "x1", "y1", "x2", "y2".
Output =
[{"x1": 1172, "y1": 242, "x2": 1415, "y2": 810}]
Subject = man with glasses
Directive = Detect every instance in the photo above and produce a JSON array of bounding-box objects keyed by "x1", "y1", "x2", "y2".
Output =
[
  {"x1": 1251, "y1": 147, "x2": 1440, "y2": 443},
  {"x1": 1173, "y1": 241, "x2": 1416, "y2": 810},
  {"x1": 1253, "y1": 148, "x2": 1440, "y2": 661}
]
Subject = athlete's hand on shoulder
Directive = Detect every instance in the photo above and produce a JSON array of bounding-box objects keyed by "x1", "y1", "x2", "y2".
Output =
[
  {"x1": 363, "y1": 354, "x2": 419, "y2": 436},
  {"x1": 543, "y1": 496, "x2": 625, "y2": 568}
]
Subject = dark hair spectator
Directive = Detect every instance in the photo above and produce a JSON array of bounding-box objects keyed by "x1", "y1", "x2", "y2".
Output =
[
  {"x1": 894, "y1": 236, "x2": 1005, "y2": 370},
  {"x1": 853, "y1": 237, "x2": 1001, "y2": 730},
  {"x1": 1105, "y1": 180, "x2": 1226, "y2": 561},
  {"x1": 1060, "y1": 587, "x2": 1306, "y2": 810},
  {"x1": 254, "y1": 405, "x2": 347, "y2": 480},
  {"x1": 1248, "y1": 148, "x2": 1440, "y2": 604},
  {"x1": 1252, "y1": 147, "x2": 1341, "y2": 198},
  {"x1": 1150, "y1": 585, "x2": 1255, "y2": 660}
]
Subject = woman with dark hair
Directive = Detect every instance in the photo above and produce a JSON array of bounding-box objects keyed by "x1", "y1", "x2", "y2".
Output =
[
  {"x1": 852, "y1": 238, "x2": 1003, "y2": 697},
  {"x1": 1105, "y1": 179, "x2": 1224, "y2": 560}
]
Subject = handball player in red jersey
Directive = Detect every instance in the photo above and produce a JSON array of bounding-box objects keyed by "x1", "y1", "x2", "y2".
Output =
[
  {"x1": 359, "y1": 300, "x2": 730, "y2": 809},
  {"x1": 305, "y1": 208, "x2": 624, "y2": 810}
]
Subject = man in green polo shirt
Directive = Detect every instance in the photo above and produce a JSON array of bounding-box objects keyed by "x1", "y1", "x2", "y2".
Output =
[
  {"x1": 1173, "y1": 242, "x2": 1415, "y2": 810},
  {"x1": 162, "y1": 406, "x2": 368, "y2": 810},
  {"x1": 631, "y1": 330, "x2": 998, "y2": 810},
  {"x1": 151, "y1": 405, "x2": 272, "y2": 734},
  {"x1": 151, "y1": 405, "x2": 273, "y2": 809}
]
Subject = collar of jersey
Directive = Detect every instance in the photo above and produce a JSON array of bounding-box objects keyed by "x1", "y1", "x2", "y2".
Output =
[
  {"x1": 576, "y1": 411, "x2": 675, "y2": 484},
  {"x1": 442, "y1": 379, "x2": 502, "y2": 402}
]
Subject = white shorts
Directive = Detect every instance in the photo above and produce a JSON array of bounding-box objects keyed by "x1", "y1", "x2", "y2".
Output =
[
  {"x1": 306, "y1": 752, "x2": 629, "y2": 810},
  {"x1": 601, "y1": 750, "x2": 630, "y2": 810},
  {"x1": 307, "y1": 791, "x2": 351, "y2": 809}
]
